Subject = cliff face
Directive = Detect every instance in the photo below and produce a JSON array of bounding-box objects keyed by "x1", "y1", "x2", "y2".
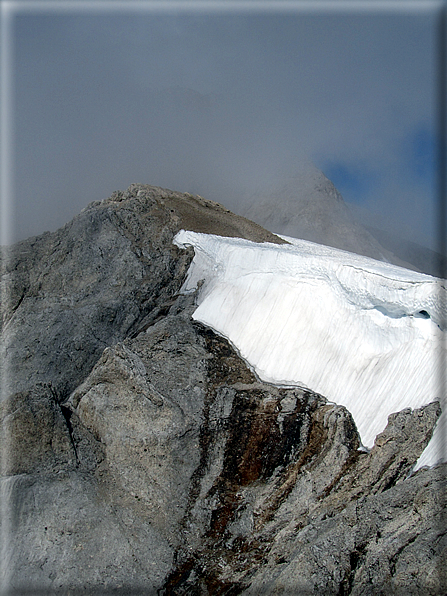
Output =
[{"x1": 1, "y1": 185, "x2": 445, "y2": 595}]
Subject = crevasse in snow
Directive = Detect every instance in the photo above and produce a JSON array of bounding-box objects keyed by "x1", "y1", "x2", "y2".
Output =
[{"x1": 174, "y1": 230, "x2": 446, "y2": 470}]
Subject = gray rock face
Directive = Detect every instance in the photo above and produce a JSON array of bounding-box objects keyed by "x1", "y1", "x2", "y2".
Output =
[
  {"x1": 1, "y1": 185, "x2": 445, "y2": 595},
  {"x1": 1, "y1": 185, "x2": 283, "y2": 402}
]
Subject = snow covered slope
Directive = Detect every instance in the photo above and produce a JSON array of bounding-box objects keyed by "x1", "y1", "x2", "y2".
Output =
[{"x1": 174, "y1": 230, "x2": 446, "y2": 470}]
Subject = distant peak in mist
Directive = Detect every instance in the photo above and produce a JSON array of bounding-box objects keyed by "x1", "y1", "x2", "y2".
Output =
[{"x1": 229, "y1": 162, "x2": 416, "y2": 271}]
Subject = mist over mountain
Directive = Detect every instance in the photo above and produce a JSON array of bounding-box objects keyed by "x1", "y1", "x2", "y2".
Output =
[
  {"x1": 229, "y1": 163, "x2": 440, "y2": 276},
  {"x1": 1, "y1": 184, "x2": 444, "y2": 595},
  {"x1": 359, "y1": 220, "x2": 445, "y2": 279}
]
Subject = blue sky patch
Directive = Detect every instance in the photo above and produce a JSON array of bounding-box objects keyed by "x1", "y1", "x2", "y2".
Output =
[
  {"x1": 404, "y1": 125, "x2": 436, "y2": 184},
  {"x1": 317, "y1": 161, "x2": 378, "y2": 205}
]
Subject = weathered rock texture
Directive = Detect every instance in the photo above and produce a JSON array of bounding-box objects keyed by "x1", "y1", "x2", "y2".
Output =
[
  {"x1": 1, "y1": 185, "x2": 445, "y2": 595},
  {"x1": 1, "y1": 185, "x2": 283, "y2": 400}
]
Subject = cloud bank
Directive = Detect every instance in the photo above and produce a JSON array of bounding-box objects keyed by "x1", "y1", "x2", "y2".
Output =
[{"x1": 8, "y1": 5, "x2": 441, "y2": 249}]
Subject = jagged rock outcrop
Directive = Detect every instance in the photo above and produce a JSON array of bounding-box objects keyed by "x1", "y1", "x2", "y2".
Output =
[{"x1": 0, "y1": 185, "x2": 445, "y2": 595}]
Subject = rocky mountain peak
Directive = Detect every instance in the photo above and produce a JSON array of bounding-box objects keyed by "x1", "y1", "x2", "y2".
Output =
[{"x1": 1, "y1": 184, "x2": 444, "y2": 595}]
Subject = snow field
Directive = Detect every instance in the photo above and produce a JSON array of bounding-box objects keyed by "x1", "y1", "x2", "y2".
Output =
[{"x1": 174, "y1": 230, "x2": 446, "y2": 470}]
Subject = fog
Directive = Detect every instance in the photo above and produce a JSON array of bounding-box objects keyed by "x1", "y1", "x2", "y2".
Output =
[{"x1": 3, "y1": 2, "x2": 443, "y2": 251}]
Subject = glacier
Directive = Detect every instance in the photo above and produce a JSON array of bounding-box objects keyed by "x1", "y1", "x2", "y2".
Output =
[{"x1": 174, "y1": 230, "x2": 446, "y2": 470}]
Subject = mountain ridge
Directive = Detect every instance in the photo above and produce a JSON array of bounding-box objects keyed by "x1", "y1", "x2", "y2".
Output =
[{"x1": 1, "y1": 184, "x2": 445, "y2": 595}]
